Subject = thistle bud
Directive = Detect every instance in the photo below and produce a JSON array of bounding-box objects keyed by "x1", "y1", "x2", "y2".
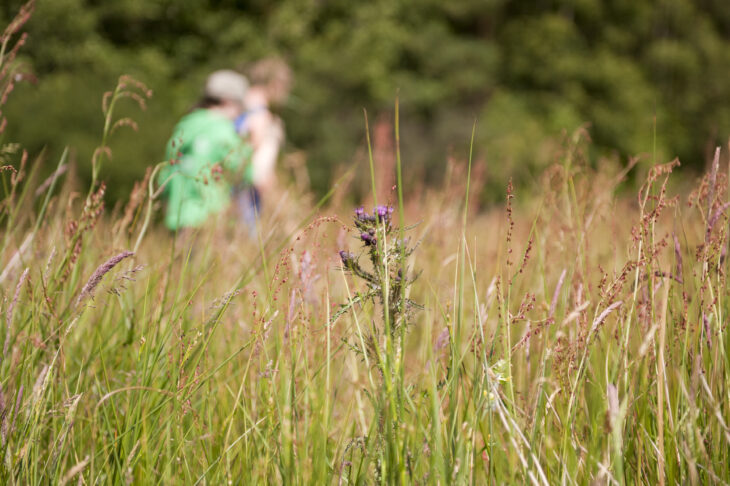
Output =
[{"x1": 360, "y1": 232, "x2": 375, "y2": 245}]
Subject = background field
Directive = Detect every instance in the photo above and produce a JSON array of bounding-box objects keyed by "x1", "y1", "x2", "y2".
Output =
[
  {"x1": 2, "y1": 0, "x2": 730, "y2": 201},
  {"x1": 2, "y1": 1, "x2": 730, "y2": 485}
]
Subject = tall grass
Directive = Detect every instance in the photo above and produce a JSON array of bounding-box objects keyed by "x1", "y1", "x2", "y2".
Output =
[{"x1": 2, "y1": 4, "x2": 730, "y2": 484}]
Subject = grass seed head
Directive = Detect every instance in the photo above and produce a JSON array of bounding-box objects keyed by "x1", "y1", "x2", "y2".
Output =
[{"x1": 77, "y1": 251, "x2": 134, "y2": 305}]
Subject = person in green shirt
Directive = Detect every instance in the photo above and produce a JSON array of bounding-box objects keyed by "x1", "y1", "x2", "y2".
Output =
[{"x1": 158, "y1": 70, "x2": 253, "y2": 231}]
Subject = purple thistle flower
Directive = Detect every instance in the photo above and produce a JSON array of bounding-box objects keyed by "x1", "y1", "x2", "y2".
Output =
[
  {"x1": 375, "y1": 205, "x2": 394, "y2": 222},
  {"x1": 360, "y1": 232, "x2": 375, "y2": 245},
  {"x1": 355, "y1": 206, "x2": 366, "y2": 220}
]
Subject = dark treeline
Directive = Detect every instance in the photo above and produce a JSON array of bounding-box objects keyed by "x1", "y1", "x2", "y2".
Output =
[{"x1": 2, "y1": 0, "x2": 730, "y2": 202}]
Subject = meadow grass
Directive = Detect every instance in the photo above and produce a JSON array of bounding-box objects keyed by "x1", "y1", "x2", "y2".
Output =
[{"x1": 2, "y1": 5, "x2": 730, "y2": 485}]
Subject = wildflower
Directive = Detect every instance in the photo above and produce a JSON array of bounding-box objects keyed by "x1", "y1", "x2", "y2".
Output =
[
  {"x1": 338, "y1": 203, "x2": 419, "y2": 349},
  {"x1": 360, "y1": 232, "x2": 375, "y2": 246},
  {"x1": 354, "y1": 206, "x2": 376, "y2": 224},
  {"x1": 375, "y1": 205, "x2": 394, "y2": 223},
  {"x1": 339, "y1": 251, "x2": 354, "y2": 265}
]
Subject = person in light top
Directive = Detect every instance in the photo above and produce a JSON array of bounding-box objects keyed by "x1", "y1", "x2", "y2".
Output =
[{"x1": 233, "y1": 58, "x2": 292, "y2": 232}]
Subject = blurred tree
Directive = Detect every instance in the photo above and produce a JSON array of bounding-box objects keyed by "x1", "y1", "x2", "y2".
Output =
[{"x1": 1, "y1": 0, "x2": 729, "y2": 202}]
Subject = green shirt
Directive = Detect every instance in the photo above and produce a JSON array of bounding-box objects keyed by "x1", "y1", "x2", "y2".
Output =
[{"x1": 159, "y1": 109, "x2": 252, "y2": 230}]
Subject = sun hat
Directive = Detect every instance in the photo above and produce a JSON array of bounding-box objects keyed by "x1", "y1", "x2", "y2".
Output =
[{"x1": 204, "y1": 70, "x2": 249, "y2": 106}]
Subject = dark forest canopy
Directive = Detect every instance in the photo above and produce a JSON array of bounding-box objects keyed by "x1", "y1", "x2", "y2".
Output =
[{"x1": 2, "y1": 0, "x2": 730, "y2": 202}]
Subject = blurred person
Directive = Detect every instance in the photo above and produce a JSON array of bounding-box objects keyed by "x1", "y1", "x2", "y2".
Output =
[
  {"x1": 233, "y1": 58, "x2": 292, "y2": 231},
  {"x1": 158, "y1": 70, "x2": 253, "y2": 232}
]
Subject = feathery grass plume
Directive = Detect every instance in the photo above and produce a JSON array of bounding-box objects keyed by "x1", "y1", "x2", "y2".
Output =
[
  {"x1": 33, "y1": 163, "x2": 67, "y2": 197},
  {"x1": 706, "y1": 147, "x2": 721, "y2": 232},
  {"x1": 706, "y1": 201, "x2": 730, "y2": 242},
  {"x1": 122, "y1": 441, "x2": 140, "y2": 485},
  {"x1": 672, "y1": 232, "x2": 683, "y2": 283},
  {"x1": 0, "y1": 234, "x2": 31, "y2": 284},
  {"x1": 114, "y1": 166, "x2": 152, "y2": 238},
  {"x1": 4, "y1": 266, "x2": 28, "y2": 359},
  {"x1": 702, "y1": 312, "x2": 712, "y2": 349},
  {"x1": 30, "y1": 364, "x2": 49, "y2": 403},
  {"x1": 0, "y1": 384, "x2": 6, "y2": 446},
  {"x1": 76, "y1": 251, "x2": 134, "y2": 305},
  {"x1": 8, "y1": 384, "x2": 21, "y2": 440},
  {"x1": 549, "y1": 269, "x2": 567, "y2": 318},
  {"x1": 47, "y1": 393, "x2": 83, "y2": 475},
  {"x1": 0, "y1": 0, "x2": 35, "y2": 132},
  {"x1": 58, "y1": 455, "x2": 89, "y2": 486}
]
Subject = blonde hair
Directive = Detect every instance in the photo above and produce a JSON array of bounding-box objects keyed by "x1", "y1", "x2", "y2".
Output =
[{"x1": 247, "y1": 57, "x2": 292, "y2": 103}]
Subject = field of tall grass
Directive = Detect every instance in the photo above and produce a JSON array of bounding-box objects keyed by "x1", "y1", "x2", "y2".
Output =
[{"x1": 2, "y1": 5, "x2": 730, "y2": 485}]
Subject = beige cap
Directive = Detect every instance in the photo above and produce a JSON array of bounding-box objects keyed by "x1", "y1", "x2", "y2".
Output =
[{"x1": 204, "y1": 70, "x2": 248, "y2": 106}]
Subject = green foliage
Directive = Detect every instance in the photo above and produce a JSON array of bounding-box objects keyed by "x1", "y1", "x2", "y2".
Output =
[{"x1": 2, "y1": 0, "x2": 730, "y2": 202}]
